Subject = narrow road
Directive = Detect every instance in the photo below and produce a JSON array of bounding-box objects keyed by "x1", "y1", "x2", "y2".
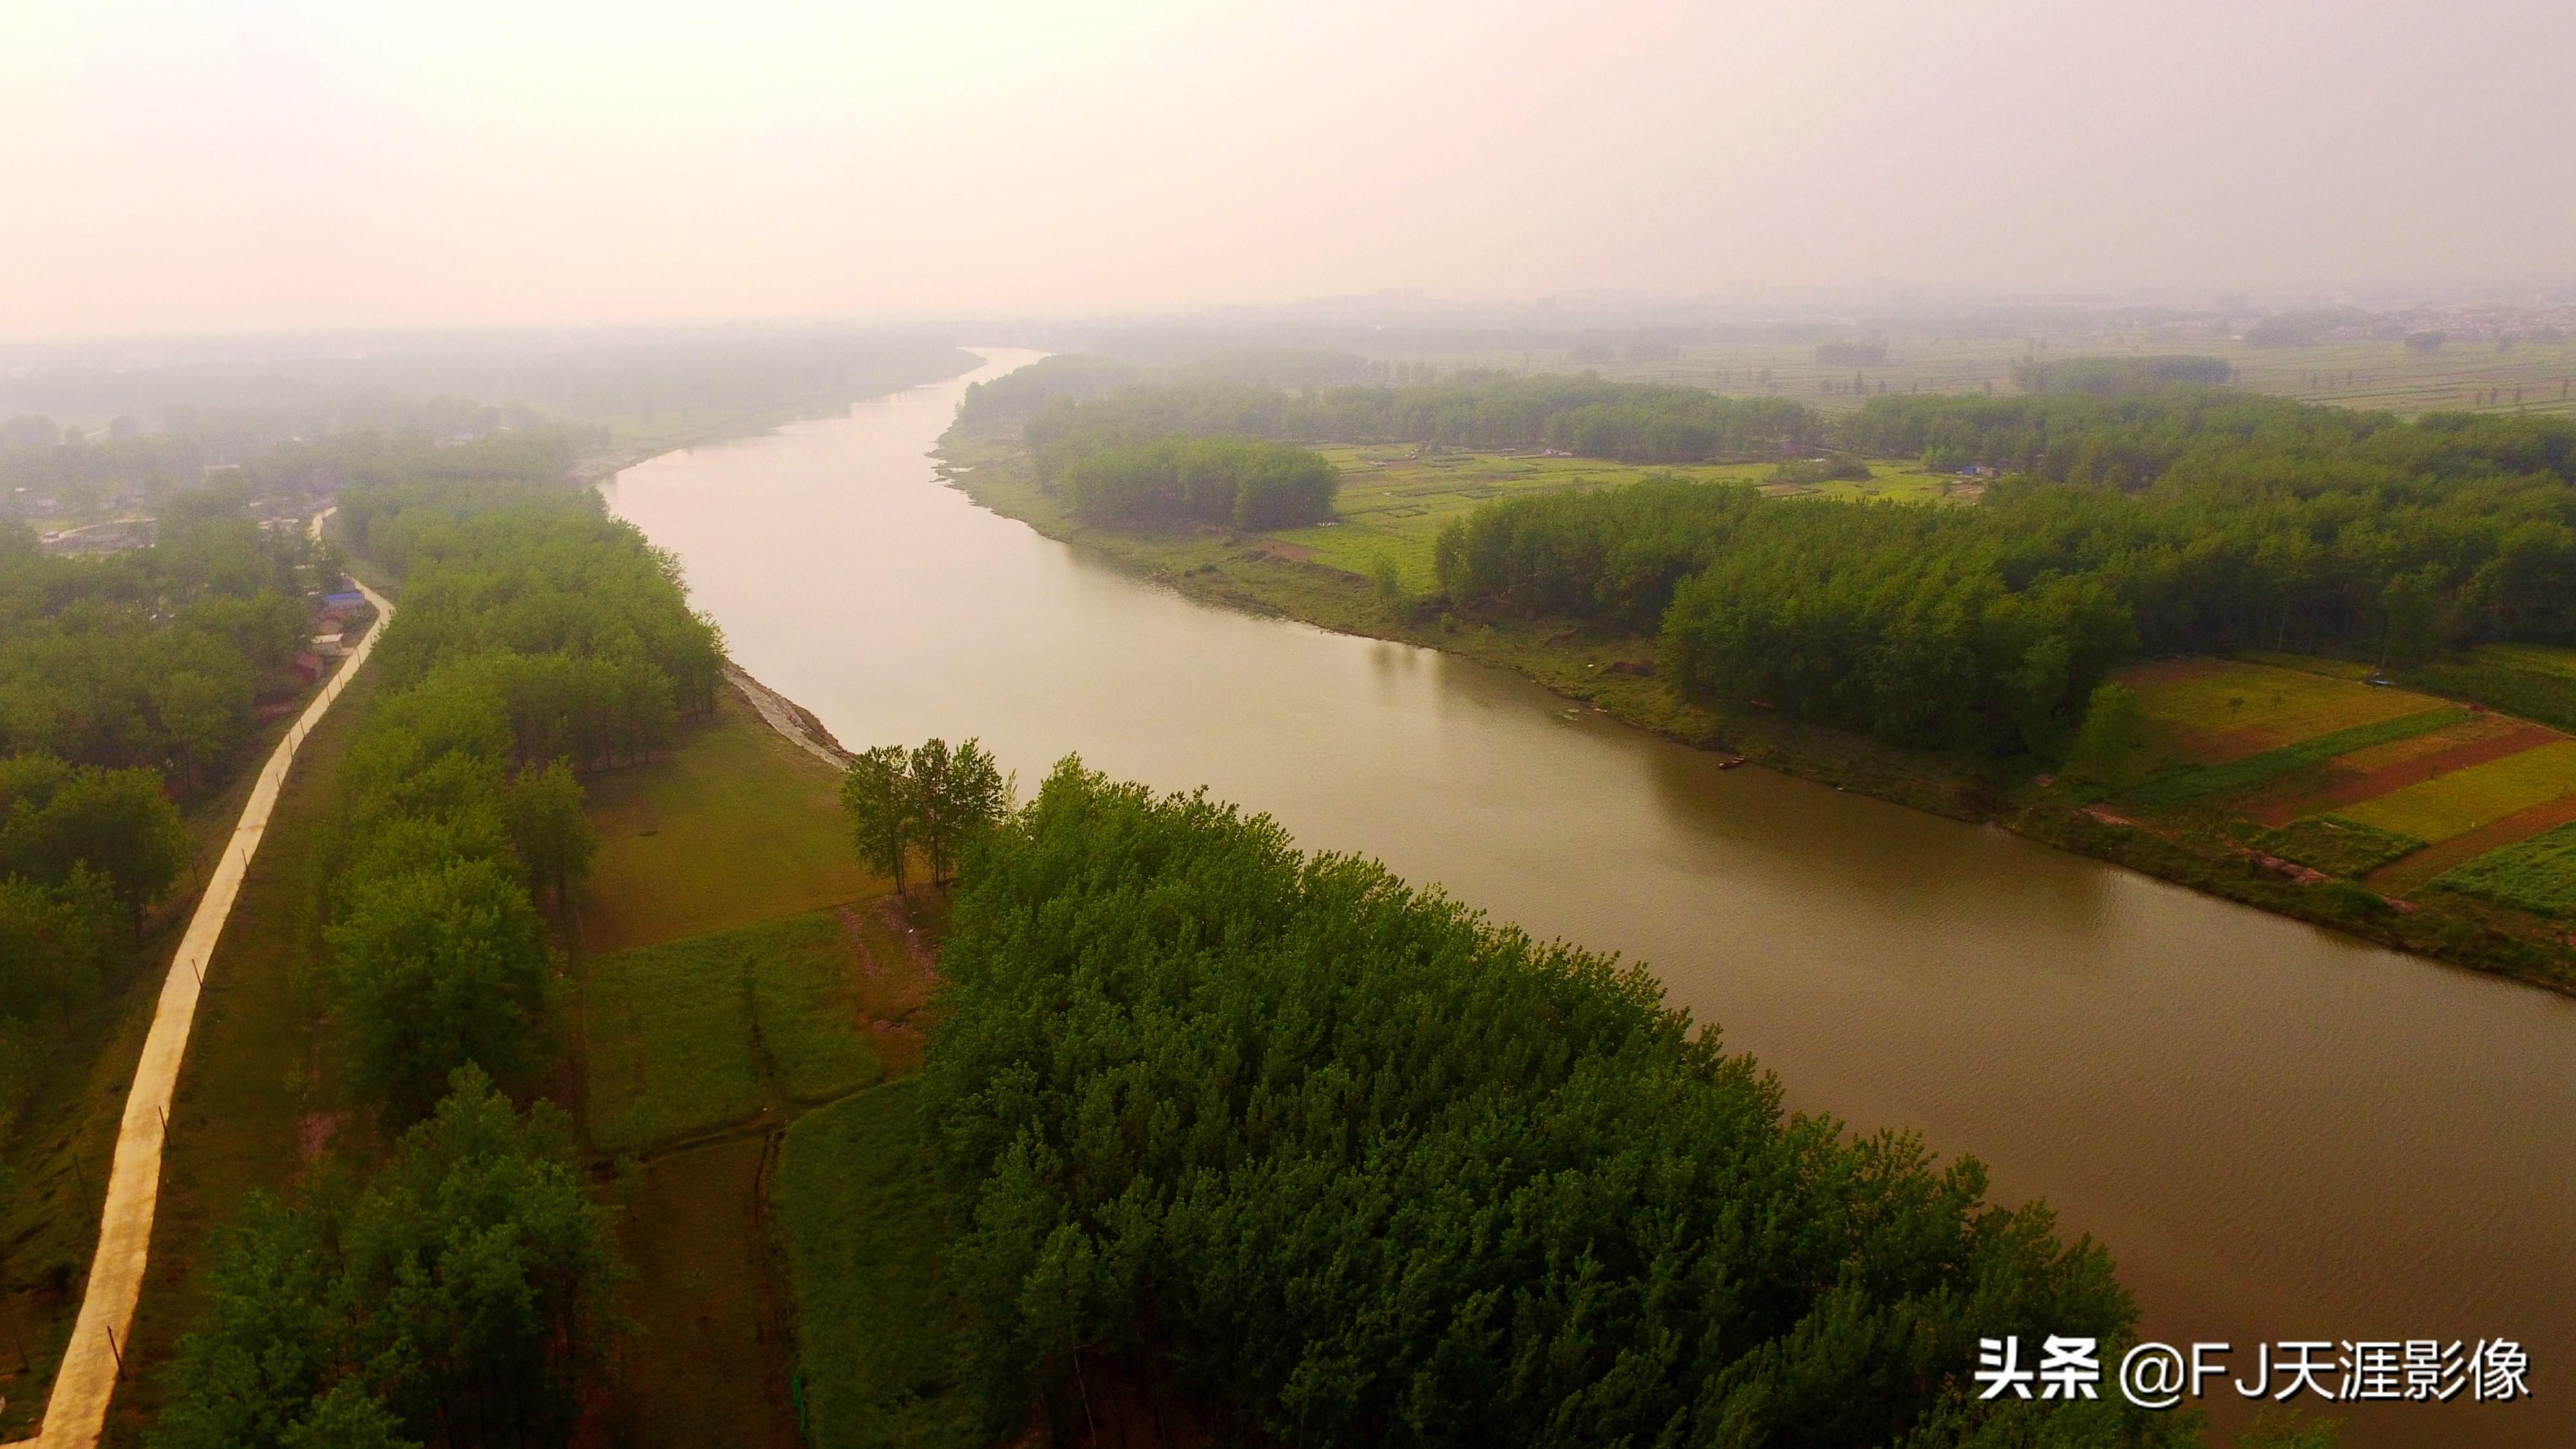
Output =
[{"x1": 21, "y1": 509, "x2": 390, "y2": 1449}]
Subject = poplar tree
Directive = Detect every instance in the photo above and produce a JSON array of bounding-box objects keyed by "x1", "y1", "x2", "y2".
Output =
[{"x1": 841, "y1": 745, "x2": 918, "y2": 893}]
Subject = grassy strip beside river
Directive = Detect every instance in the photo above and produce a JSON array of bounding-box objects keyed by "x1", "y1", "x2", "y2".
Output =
[{"x1": 936, "y1": 422, "x2": 2576, "y2": 994}]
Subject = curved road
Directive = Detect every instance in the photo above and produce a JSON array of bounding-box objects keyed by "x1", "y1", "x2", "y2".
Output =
[{"x1": 23, "y1": 511, "x2": 390, "y2": 1448}]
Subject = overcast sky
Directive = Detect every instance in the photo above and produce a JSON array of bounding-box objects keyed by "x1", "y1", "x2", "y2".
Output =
[{"x1": 6, "y1": 0, "x2": 2570, "y2": 334}]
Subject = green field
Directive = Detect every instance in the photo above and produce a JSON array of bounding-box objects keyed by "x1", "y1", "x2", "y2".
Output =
[
  {"x1": 2250, "y1": 817, "x2": 2427, "y2": 877},
  {"x1": 773, "y1": 1081, "x2": 980, "y2": 1449},
  {"x1": 606, "y1": 1135, "x2": 797, "y2": 1449},
  {"x1": 2340, "y1": 741, "x2": 2576, "y2": 842},
  {"x1": 580, "y1": 687, "x2": 878, "y2": 952},
  {"x1": 2433, "y1": 823, "x2": 2576, "y2": 920},
  {"x1": 2476, "y1": 643, "x2": 2576, "y2": 676},
  {"x1": 2405, "y1": 646, "x2": 2576, "y2": 736},
  {"x1": 1392, "y1": 332, "x2": 2576, "y2": 419},
  {"x1": 753, "y1": 916, "x2": 886, "y2": 1103},
  {"x1": 584, "y1": 911, "x2": 880, "y2": 1153}
]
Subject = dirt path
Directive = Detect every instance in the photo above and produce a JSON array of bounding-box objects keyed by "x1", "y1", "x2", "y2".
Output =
[{"x1": 19, "y1": 512, "x2": 390, "y2": 1449}]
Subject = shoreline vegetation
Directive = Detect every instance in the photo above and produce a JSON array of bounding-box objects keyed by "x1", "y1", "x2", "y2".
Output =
[{"x1": 930, "y1": 386, "x2": 2576, "y2": 999}]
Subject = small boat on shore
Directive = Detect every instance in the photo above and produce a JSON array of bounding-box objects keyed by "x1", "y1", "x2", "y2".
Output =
[{"x1": 1717, "y1": 754, "x2": 1746, "y2": 770}]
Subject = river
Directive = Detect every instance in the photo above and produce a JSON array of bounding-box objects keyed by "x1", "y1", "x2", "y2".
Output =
[{"x1": 602, "y1": 349, "x2": 2572, "y2": 1446}]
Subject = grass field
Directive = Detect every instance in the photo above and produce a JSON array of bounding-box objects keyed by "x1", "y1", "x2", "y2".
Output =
[
  {"x1": 753, "y1": 915, "x2": 886, "y2": 1103},
  {"x1": 773, "y1": 1081, "x2": 980, "y2": 1449},
  {"x1": 1390, "y1": 332, "x2": 2576, "y2": 419},
  {"x1": 2433, "y1": 823, "x2": 2576, "y2": 920},
  {"x1": 586, "y1": 931, "x2": 766, "y2": 1153},
  {"x1": 2338, "y1": 741, "x2": 2576, "y2": 843},
  {"x1": 1272, "y1": 445, "x2": 1965, "y2": 591},
  {"x1": 605, "y1": 1135, "x2": 798, "y2": 1449},
  {"x1": 2405, "y1": 647, "x2": 2576, "y2": 736},
  {"x1": 2122, "y1": 659, "x2": 2452, "y2": 765},
  {"x1": 584, "y1": 911, "x2": 880, "y2": 1153},
  {"x1": 580, "y1": 687, "x2": 877, "y2": 952},
  {"x1": 2249, "y1": 817, "x2": 2426, "y2": 878},
  {"x1": 2476, "y1": 643, "x2": 2576, "y2": 676}
]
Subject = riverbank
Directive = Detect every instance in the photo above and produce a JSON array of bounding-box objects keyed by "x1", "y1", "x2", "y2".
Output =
[{"x1": 934, "y1": 422, "x2": 2576, "y2": 996}]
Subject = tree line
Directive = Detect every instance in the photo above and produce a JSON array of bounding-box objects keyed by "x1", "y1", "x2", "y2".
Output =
[
  {"x1": 1430, "y1": 391, "x2": 2576, "y2": 755},
  {"x1": 840, "y1": 737, "x2": 1009, "y2": 892},
  {"x1": 1012, "y1": 370, "x2": 1831, "y2": 473},
  {"x1": 2010, "y1": 355, "x2": 2233, "y2": 395},
  {"x1": 924, "y1": 759, "x2": 2183, "y2": 1448},
  {"x1": 341, "y1": 433, "x2": 727, "y2": 770},
  {"x1": 1061, "y1": 436, "x2": 1340, "y2": 530},
  {"x1": 151, "y1": 442, "x2": 686, "y2": 1447},
  {"x1": 0, "y1": 755, "x2": 189, "y2": 1152}
]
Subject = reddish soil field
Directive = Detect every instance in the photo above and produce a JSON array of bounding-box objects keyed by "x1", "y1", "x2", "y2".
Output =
[{"x1": 2253, "y1": 724, "x2": 2563, "y2": 827}]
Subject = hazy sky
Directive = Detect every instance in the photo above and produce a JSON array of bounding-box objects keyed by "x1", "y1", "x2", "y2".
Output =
[{"x1": 7, "y1": 0, "x2": 2571, "y2": 334}]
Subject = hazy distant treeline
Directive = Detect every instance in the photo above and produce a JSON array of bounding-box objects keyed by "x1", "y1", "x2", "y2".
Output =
[
  {"x1": 2009, "y1": 354, "x2": 2232, "y2": 395},
  {"x1": 1, "y1": 332, "x2": 973, "y2": 431},
  {"x1": 1001, "y1": 366, "x2": 1830, "y2": 470},
  {"x1": 2, "y1": 332, "x2": 974, "y2": 515}
]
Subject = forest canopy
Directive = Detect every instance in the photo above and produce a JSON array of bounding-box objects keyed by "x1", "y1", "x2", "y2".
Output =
[
  {"x1": 1439, "y1": 394, "x2": 2576, "y2": 755},
  {"x1": 1061, "y1": 435, "x2": 1339, "y2": 530},
  {"x1": 1014, "y1": 371, "x2": 1830, "y2": 471},
  {"x1": 925, "y1": 761, "x2": 2177, "y2": 1449}
]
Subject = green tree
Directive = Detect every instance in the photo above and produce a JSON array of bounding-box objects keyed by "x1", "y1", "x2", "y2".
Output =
[
  {"x1": 343, "y1": 1067, "x2": 623, "y2": 1446},
  {"x1": 909, "y1": 737, "x2": 1011, "y2": 886},
  {"x1": 926, "y1": 759, "x2": 2189, "y2": 1448},
  {"x1": 501, "y1": 761, "x2": 595, "y2": 907},
  {"x1": 2065, "y1": 683, "x2": 2148, "y2": 786},
  {"x1": 153, "y1": 1068, "x2": 621, "y2": 1449},
  {"x1": 0, "y1": 759, "x2": 190, "y2": 915},
  {"x1": 840, "y1": 745, "x2": 918, "y2": 893},
  {"x1": 326, "y1": 859, "x2": 549, "y2": 1121},
  {"x1": 149, "y1": 1191, "x2": 349, "y2": 1449},
  {"x1": 2380, "y1": 564, "x2": 2449, "y2": 668}
]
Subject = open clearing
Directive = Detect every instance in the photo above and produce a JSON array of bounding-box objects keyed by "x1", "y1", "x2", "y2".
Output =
[
  {"x1": 574, "y1": 685, "x2": 927, "y2": 1443},
  {"x1": 579, "y1": 687, "x2": 875, "y2": 952},
  {"x1": 603, "y1": 1134, "x2": 797, "y2": 1449},
  {"x1": 2123, "y1": 658, "x2": 2451, "y2": 764}
]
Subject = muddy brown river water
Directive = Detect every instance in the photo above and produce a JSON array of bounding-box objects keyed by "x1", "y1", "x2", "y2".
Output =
[{"x1": 603, "y1": 350, "x2": 2572, "y2": 1446}]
